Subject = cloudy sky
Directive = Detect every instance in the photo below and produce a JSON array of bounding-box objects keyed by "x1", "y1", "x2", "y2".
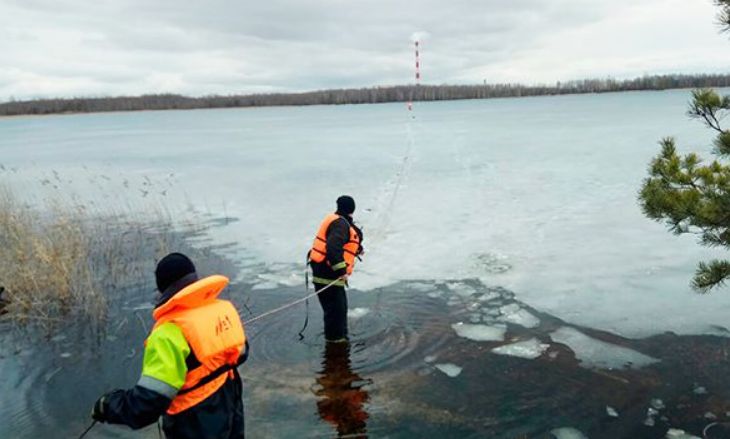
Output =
[{"x1": 0, "y1": 0, "x2": 728, "y2": 100}]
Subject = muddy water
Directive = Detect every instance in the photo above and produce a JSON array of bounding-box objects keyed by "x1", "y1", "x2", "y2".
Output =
[{"x1": 3, "y1": 260, "x2": 730, "y2": 438}]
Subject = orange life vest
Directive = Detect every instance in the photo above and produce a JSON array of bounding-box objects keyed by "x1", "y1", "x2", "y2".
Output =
[
  {"x1": 309, "y1": 213, "x2": 361, "y2": 275},
  {"x1": 150, "y1": 275, "x2": 246, "y2": 415}
]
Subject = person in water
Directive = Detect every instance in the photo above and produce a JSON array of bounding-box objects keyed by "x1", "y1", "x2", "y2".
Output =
[
  {"x1": 308, "y1": 195, "x2": 364, "y2": 342},
  {"x1": 91, "y1": 253, "x2": 249, "y2": 439}
]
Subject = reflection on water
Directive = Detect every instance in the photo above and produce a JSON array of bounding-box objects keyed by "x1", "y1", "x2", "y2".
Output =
[{"x1": 313, "y1": 342, "x2": 371, "y2": 438}]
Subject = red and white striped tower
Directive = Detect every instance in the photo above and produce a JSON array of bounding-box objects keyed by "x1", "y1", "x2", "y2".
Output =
[{"x1": 415, "y1": 40, "x2": 421, "y2": 85}]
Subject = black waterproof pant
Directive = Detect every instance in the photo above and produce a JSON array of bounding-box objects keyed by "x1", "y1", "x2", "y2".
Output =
[{"x1": 315, "y1": 283, "x2": 348, "y2": 341}]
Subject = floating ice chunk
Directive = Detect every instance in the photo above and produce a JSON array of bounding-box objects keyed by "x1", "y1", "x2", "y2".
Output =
[
  {"x1": 424, "y1": 355, "x2": 438, "y2": 363},
  {"x1": 468, "y1": 313, "x2": 481, "y2": 323},
  {"x1": 497, "y1": 305, "x2": 540, "y2": 329},
  {"x1": 550, "y1": 327, "x2": 659, "y2": 369},
  {"x1": 550, "y1": 427, "x2": 588, "y2": 439},
  {"x1": 491, "y1": 338, "x2": 549, "y2": 360},
  {"x1": 445, "y1": 282, "x2": 478, "y2": 297},
  {"x1": 348, "y1": 308, "x2": 370, "y2": 319},
  {"x1": 644, "y1": 416, "x2": 655, "y2": 427},
  {"x1": 648, "y1": 407, "x2": 659, "y2": 417},
  {"x1": 651, "y1": 398, "x2": 665, "y2": 410},
  {"x1": 704, "y1": 412, "x2": 717, "y2": 420},
  {"x1": 408, "y1": 282, "x2": 434, "y2": 292},
  {"x1": 60, "y1": 352, "x2": 71, "y2": 358},
  {"x1": 452, "y1": 322, "x2": 506, "y2": 342},
  {"x1": 435, "y1": 363, "x2": 462, "y2": 378},
  {"x1": 466, "y1": 302, "x2": 481, "y2": 311},
  {"x1": 606, "y1": 406, "x2": 619, "y2": 418},
  {"x1": 693, "y1": 385, "x2": 707, "y2": 395},
  {"x1": 252, "y1": 282, "x2": 278, "y2": 290},
  {"x1": 665, "y1": 429, "x2": 700, "y2": 439},
  {"x1": 477, "y1": 291, "x2": 501, "y2": 302},
  {"x1": 426, "y1": 291, "x2": 443, "y2": 299}
]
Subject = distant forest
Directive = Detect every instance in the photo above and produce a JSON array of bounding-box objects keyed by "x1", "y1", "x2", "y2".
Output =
[{"x1": 2, "y1": 73, "x2": 730, "y2": 116}]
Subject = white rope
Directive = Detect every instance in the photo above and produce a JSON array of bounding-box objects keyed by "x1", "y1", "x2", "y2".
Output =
[{"x1": 245, "y1": 278, "x2": 341, "y2": 325}]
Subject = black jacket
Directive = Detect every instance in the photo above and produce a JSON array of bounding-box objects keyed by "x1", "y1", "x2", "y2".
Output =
[{"x1": 311, "y1": 213, "x2": 363, "y2": 282}]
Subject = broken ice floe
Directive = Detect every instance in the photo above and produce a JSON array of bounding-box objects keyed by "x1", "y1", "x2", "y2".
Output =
[
  {"x1": 452, "y1": 322, "x2": 506, "y2": 342},
  {"x1": 550, "y1": 427, "x2": 588, "y2": 439},
  {"x1": 491, "y1": 338, "x2": 549, "y2": 360},
  {"x1": 606, "y1": 406, "x2": 619, "y2": 418},
  {"x1": 252, "y1": 281, "x2": 278, "y2": 290},
  {"x1": 348, "y1": 308, "x2": 370, "y2": 319},
  {"x1": 496, "y1": 304, "x2": 540, "y2": 328},
  {"x1": 651, "y1": 398, "x2": 665, "y2": 410},
  {"x1": 550, "y1": 327, "x2": 659, "y2": 369},
  {"x1": 445, "y1": 282, "x2": 478, "y2": 297},
  {"x1": 665, "y1": 428, "x2": 700, "y2": 439},
  {"x1": 424, "y1": 355, "x2": 438, "y2": 363},
  {"x1": 434, "y1": 363, "x2": 462, "y2": 378}
]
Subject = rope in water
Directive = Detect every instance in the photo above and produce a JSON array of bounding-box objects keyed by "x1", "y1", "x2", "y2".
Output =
[
  {"x1": 704, "y1": 421, "x2": 730, "y2": 438},
  {"x1": 77, "y1": 420, "x2": 97, "y2": 439}
]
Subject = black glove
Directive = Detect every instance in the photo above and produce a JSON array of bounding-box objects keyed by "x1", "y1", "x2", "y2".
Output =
[{"x1": 91, "y1": 394, "x2": 109, "y2": 422}]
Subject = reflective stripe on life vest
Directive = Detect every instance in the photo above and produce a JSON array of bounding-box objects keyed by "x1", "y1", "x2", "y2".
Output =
[
  {"x1": 149, "y1": 275, "x2": 246, "y2": 415},
  {"x1": 309, "y1": 213, "x2": 361, "y2": 275}
]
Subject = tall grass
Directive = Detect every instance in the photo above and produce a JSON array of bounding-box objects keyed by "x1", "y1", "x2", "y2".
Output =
[{"x1": 0, "y1": 185, "x2": 194, "y2": 335}]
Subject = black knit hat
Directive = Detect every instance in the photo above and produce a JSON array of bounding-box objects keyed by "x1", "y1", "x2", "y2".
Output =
[
  {"x1": 155, "y1": 253, "x2": 196, "y2": 293},
  {"x1": 336, "y1": 195, "x2": 356, "y2": 215}
]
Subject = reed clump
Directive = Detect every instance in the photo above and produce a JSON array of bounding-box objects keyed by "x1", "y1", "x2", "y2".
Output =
[{"x1": 0, "y1": 186, "x2": 188, "y2": 335}]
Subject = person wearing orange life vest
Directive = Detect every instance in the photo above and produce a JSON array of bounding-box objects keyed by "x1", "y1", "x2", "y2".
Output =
[
  {"x1": 309, "y1": 195, "x2": 364, "y2": 342},
  {"x1": 91, "y1": 253, "x2": 249, "y2": 439}
]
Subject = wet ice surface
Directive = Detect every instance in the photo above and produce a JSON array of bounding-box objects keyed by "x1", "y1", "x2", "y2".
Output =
[{"x1": 550, "y1": 327, "x2": 659, "y2": 369}]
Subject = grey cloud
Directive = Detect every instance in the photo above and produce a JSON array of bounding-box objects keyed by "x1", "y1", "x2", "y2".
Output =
[{"x1": 0, "y1": 0, "x2": 725, "y2": 99}]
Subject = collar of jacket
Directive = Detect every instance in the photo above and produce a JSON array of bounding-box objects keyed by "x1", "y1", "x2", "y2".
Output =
[
  {"x1": 334, "y1": 211, "x2": 353, "y2": 224},
  {"x1": 156, "y1": 272, "x2": 199, "y2": 308}
]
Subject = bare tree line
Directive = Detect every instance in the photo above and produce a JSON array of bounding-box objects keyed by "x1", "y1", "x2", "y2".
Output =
[{"x1": 2, "y1": 73, "x2": 730, "y2": 116}]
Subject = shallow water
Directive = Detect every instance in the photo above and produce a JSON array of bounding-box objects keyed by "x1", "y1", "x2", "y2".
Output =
[{"x1": 4, "y1": 270, "x2": 730, "y2": 438}]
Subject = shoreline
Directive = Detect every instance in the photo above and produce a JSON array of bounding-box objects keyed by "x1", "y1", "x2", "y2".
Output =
[
  {"x1": 3, "y1": 72, "x2": 730, "y2": 118},
  {"x1": 0, "y1": 86, "x2": 718, "y2": 120}
]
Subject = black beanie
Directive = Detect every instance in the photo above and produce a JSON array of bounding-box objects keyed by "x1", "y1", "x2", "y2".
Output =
[
  {"x1": 336, "y1": 195, "x2": 356, "y2": 215},
  {"x1": 155, "y1": 253, "x2": 196, "y2": 293}
]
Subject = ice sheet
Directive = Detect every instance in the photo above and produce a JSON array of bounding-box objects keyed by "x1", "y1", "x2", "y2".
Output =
[{"x1": 550, "y1": 327, "x2": 659, "y2": 369}]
